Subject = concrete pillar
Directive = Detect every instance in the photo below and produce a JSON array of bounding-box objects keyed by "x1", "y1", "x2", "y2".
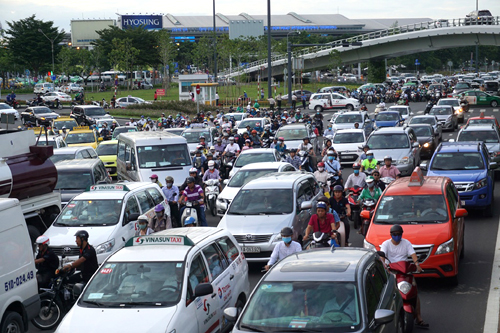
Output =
[{"x1": 358, "y1": 63, "x2": 361, "y2": 79}]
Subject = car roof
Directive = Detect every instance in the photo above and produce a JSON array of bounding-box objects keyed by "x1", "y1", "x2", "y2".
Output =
[
  {"x1": 438, "y1": 141, "x2": 483, "y2": 152},
  {"x1": 239, "y1": 161, "x2": 292, "y2": 171},
  {"x1": 277, "y1": 124, "x2": 308, "y2": 130},
  {"x1": 52, "y1": 146, "x2": 95, "y2": 154},
  {"x1": 408, "y1": 123, "x2": 432, "y2": 128},
  {"x1": 119, "y1": 131, "x2": 187, "y2": 144},
  {"x1": 109, "y1": 227, "x2": 227, "y2": 262},
  {"x1": 72, "y1": 182, "x2": 155, "y2": 200},
  {"x1": 334, "y1": 129, "x2": 365, "y2": 134},
  {"x1": 377, "y1": 111, "x2": 400, "y2": 115},
  {"x1": 242, "y1": 171, "x2": 310, "y2": 189},
  {"x1": 182, "y1": 127, "x2": 213, "y2": 132},
  {"x1": 461, "y1": 125, "x2": 496, "y2": 132},
  {"x1": 98, "y1": 139, "x2": 118, "y2": 145},
  {"x1": 384, "y1": 176, "x2": 447, "y2": 196},
  {"x1": 265, "y1": 248, "x2": 373, "y2": 282},
  {"x1": 371, "y1": 127, "x2": 407, "y2": 134},
  {"x1": 237, "y1": 148, "x2": 276, "y2": 156},
  {"x1": 337, "y1": 111, "x2": 364, "y2": 115},
  {"x1": 55, "y1": 158, "x2": 102, "y2": 170}
]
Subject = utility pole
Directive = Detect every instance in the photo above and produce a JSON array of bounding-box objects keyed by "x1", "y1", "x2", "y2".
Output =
[
  {"x1": 213, "y1": 0, "x2": 217, "y2": 82},
  {"x1": 267, "y1": 0, "x2": 272, "y2": 98}
]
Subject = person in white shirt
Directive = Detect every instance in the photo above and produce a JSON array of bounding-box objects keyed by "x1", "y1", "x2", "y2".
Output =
[
  {"x1": 223, "y1": 137, "x2": 240, "y2": 155},
  {"x1": 265, "y1": 227, "x2": 302, "y2": 270},
  {"x1": 379, "y1": 224, "x2": 429, "y2": 329}
]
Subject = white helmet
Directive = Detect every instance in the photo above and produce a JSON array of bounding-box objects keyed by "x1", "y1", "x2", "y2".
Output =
[
  {"x1": 208, "y1": 160, "x2": 215, "y2": 167},
  {"x1": 366, "y1": 150, "x2": 374, "y2": 155},
  {"x1": 36, "y1": 235, "x2": 50, "y2": 246},
  {"x1": 189, "y1": 167, "x2": 198, "y2": 173}
]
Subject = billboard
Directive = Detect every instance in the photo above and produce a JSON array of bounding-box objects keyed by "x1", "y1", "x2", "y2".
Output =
[
  {"x1": 229, "y1": 20, "x2": 264, "y2": 40},
  {"x1": 121, "y1": 15, "x2": 163, "y2": 30},
  {"x1": 71, "y1": 19, "x2": 116, "y2": 47}
]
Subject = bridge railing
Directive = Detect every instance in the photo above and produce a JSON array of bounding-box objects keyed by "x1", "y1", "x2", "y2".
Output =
[{"x1": 218, "y1": 16, "x2": 500, "y2": 77}]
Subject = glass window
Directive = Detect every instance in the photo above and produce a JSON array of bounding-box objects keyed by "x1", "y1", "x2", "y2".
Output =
[
  {"x1": 54, "y1": 172, "x2": 93, "y2": 190},
  {"x1": 228, "y1": 189, "x2": 294, "y2": 215},
  {"x1": 375, "y1": 260, "x2": 388, "y2": 283},
  {"x1": 54, "y1": 199, "x2": 123, "y2": 226},
  {"x1": 124, "y1": 196, "x2": 140, "y2": 223},
  {"x1": 137, "y1": 144, "x2": 190, "y2": 168},
  {"x1": 333, "y1": 132, "x2": 365, "y2": 144},
  {"x1": 118, "y1": 141, "x2": 126, "y2": 160},
  {"x1": 234, "y1": 152, "x2": 276, "y2": 168},
  {"x1": 96, "y1": 143, "x2": 118, "y2": 156},
  {"x1": 124, "y1": 144, "x2": 131, "y2": 162},
  {"x1": 136, "y1": 191, "x2": 155, "y2": 213},
  {"x1": 430, "y1": 107, "x2": 452, "y2": 115},
  {"x1": 276, "y1": 128, "x2": 308, "y2": 141},
  {"x1": 88, "y1": 149, "x2": 97, "y2": 158},
  {"x1": 80, "y1": 150, "x2": 91, "y2": 159},
  {"x1": 181, "y1": 131, "x2": 211, "y2": 144},
  {"x1": 146, "y1": 188, "x2": 164, "y2": 206},
  {"x1": 202, "y1": 244, "x2": 227, "y2": 280},
  {"x1": 446, "y1": 184, "x2": 457, "y2": 213},
  {"x1": 93, "y1": 167, "x2": 102, "y2": 183},
  {"x1": 51, "y1": 153, "x2": 74, "y2": 163},
  {"x1": 365, "y1": 275, "x2": 380, "y2": 322},
  {"x1": 369, "y1": 264, "x2": 386, "y2": 296},
  {"x1": 412, "y1": 126, "x2": 432, "y2": 137},
  {"x1": 374, "y1": 195, "x2": 448, "y2": 223},
  {"x1": 65, "y1": 132, "x2": 95, "y2": 144},
  {"x1": 188, "y1": 255, "x2": 209, "y2": 297},
  {"x1": 227, "y1": 169, "x2": 275, "y2": 188},
  {"x1": 458, "y1": 130, "x2": 499, "y2": 143},
  {"x1": 217, "y1": 237, "x2": 239, "y2": 263},
  {"x1": 367, "y1": 134, "x2": 409, "y2": 149},
  {"x1": 430, "y1": 152, "x2": 485, "y2": 170}
]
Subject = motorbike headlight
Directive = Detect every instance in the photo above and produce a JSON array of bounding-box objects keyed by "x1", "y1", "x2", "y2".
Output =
[
  {"x1": 96, "y1": 239, "x2": 115, "y2": 254},
  {"x1": 397, "y1": 281, "x2": 412, "y2": 295},
  {"x1": 423, "y1": 142, "x2": 431, "y2": 148},
  {"x1": 398, "y1": 156, "x2": 410, "y2": 165},
  {"x1": 435, "y1": 238, "x2": 454, "y2": 255},
  {"x1": 363, "y1": 239, "x2": 376, "y2": 251},
  {"x1": 474, "y1": 178, "x2": 488, "y2": 190},
  {"x1": 445, "y1": 116, "x2": 452, "y2": 123}
]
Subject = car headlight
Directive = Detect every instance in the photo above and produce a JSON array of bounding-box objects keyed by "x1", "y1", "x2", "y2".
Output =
[
  {"x1": 41, "y1": 117, "x2": 46, "y2": 120},
  {"x1": 397, "y1": 281, "x2": 412, "y2": 294},
  {"x1": 95, "y1": 239, "x2": 115, "y2": 254},
  {"x1": 398, "y1": 156, "x2": 410, "y2": 165},
  {"x1": 363, "y1": 239, "x2": 376, "y2": 251},
  {"x1": 423, "y1": 142, "x2": 431, "y2": 148},
  {"x1": 435, "y1": 238, "x2": 454, "y2": 255},
  {"x1": 474, "y1": 177, "x2": 488, "y2": 190},
  {"x1": 455, "y1": 108, "x2": 463, "y2": 114},
  {"x1": 217, "y1": 199, "x2": 227, "y2": 210}
]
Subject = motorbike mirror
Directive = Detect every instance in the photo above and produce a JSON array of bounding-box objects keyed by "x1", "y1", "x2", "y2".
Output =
[
  {"x1": 223, "y1": 179, "x2": 229, "y2": 185},
  {"x1": 376, "y1": 251, "x2": 386, "y2": 258},
  {"x1": 224, "y1": 307, "x2": 239, "y2": 323},
  {"x1": 373, "y1": 309, "x2": 395, "y2": 328},
  {"x1": 490, "y1": 162, "x2": 498, "y2": 170},
  {"x1": 412, "y1": 142, "x2": 420, "y2": 148},
  {"x1": 419, "y1": 162, "x2": 428, "y2": 171},
  {"x1": 455, "y1": 208, "x2": 468, "y2": 218},
  {"x1": 73, "y1": 283, "x2": 85, "y2": 298},
  {"x1": 359, "y1": 210, "x2": 370, "y2": 219}
]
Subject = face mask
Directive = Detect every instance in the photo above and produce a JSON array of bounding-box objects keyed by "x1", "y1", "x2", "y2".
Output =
[
  {"x1": 155, "y1": 212, "x2": 163, "y2": 219},
  {"x1": 139, "y1": 223, "x2": 147, "y2": 230},
  {"x1": 209, "y1": 166, "x2": 214, "y2": 170},
  {"x1": 354, "y1": 170, "x2": 360, "y2": 174},
  {"x1": 151, "y1": 179, "x2": 156, "y2": 183},
  {"x1": 282, "y1": 237, "x2": 292, "y2": 244},
  {"x1": 328, "y1": 156, "x2": 334, "y2": 161},
  {"x1": 166, "y1": 182, "x2": 173, "y2": 188},
  {"x1": 368, "y1": 182, "x2": 374, "y2": 188},
  {"x1": 318, "y1": 167, "x2": 324, "y2": 172},
  {"x1": 368, "y1": 156, "x2": 373, "y2": 160},
  {"x1": 278, "y1": 141, "x2": 283, "y2": 144},
  {"x1": 391, "y1": 235, "x2": 402, "y2": 243},
  {"x1": 328, "y1": 127, "x2": 332, "y2": 130}
]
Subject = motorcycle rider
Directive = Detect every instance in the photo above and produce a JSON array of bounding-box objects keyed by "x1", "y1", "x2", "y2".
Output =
[
  {"x1": 313, "y1": 110, "x2": 324, "y2": 135},
  {"x1": 360, "y1": 150, "x2": 378, "y2": 173},
  {"x1": 286, "y1": 149, "x2": 302, "y2": 170},
  {"x1": 304, "y1": 201, "x2": 341, "y2": 245},
  {"x1": 136, "y1": 215, "x2": 155, "y2": 236},
  {"x1": 203, "y1": 160, "x2": 222, "y2": 192},
  {"x1": 149, "y1": 174, "x2": 163, "y2": 188},
  {"x1": 298, "y1": 137, "x2": 314, "y2": 155},
  {"x1": 460, "y1": 93, "x2": 469, "y2": 113},
  {"x1": 344, "y1": 163, "x2": 367, "y2": 193},
  {"x1": 371, "y1": 170, "x2": 386, "y2": 191},
  {"x1": 63, "y1": 230, "x2": 98, "y2": 285},
  {"x1": 150, "y1": 204, "x2": 172, "y2": 231},
  {"x1": 359, "y1": 145, "x2": 370, "y2": 161},
  {"x1": 314, "y1": 162, "x2": 330, "y2": 194},
  {"x1": 330, "y1": 185, "x2": 351, "y2": 246},
  {"x1": 323, "y1": 125, "x2": 335, "y2": 137},
  {"x1": 223, "y1": 137, "x2": 240, "y2": 155},
  {"x1": 192, "y1": 150, "x2": 206, "y2": 175},
  {"x1": 249, "y1": 130, "x2": 262, "y2": 147},
  {"x1": 34, "y1": 235, "x2": 59, "y2": 288},
  {"x1": 179, "y1": 168, "x2": 203, "y2": 191},
  {"x1": 178, "y1": 176, "x2": 207, "y2": 226},
  {"x1": 265, "y1": 227, "x2": 302, "y2": 271},
  {"x1": 379, "y1": 156, "x2": 401, "y2": 179},
  {"x1": 325, "y1": 151, "x2": 342, "y2": 178},
  {"x1": 358, "y1": 176, "x2": 382, "y2": 202},
  {"x1": 379, "y1": 224, "x2": 428, "y2": 328},
  {"x1": 275, "y1": 137, "x2": 287, "y2": 153},
  {"x1": 162, "y1": 176, "x2": 181, "y2": 228}
]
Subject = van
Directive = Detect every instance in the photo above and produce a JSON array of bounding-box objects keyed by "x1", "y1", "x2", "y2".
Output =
[
  {"x1": 0, "y1": 199, "x2": 40, "y2": 332},
  {"x1": 33, "y1": 82, "x2": 55, "y2": 94},
  {"x1": 117, "y1": 131, "x2": 192, "y2": 187},
  {"x1": 485, "y1": 81, "x2": 499, "y2": 96}
]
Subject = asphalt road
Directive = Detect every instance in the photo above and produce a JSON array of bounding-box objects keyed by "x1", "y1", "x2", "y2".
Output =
[{"x1": 26, "y1": 102, "x2": 500, "y2": 332}]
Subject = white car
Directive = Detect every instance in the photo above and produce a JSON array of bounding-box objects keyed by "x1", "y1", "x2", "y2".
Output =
[
  {"x1": 236, "y1": 117, "x2": 271, "y2": 135},
  {"x1": 308, "y1": 92, "x2": 360, "y2": 112},
  {"x1": 217, "y1": 162, "x2": 296, "y2": 216},
  {"x1": 115, "y1": 96, "x2": 150, "y2": 108},
  {"x1": 0, "y1": 103, "x2": 20, "y2": 120},
  {"x1": 60, "y1": 83, "x2": 84, "y2": 93},
  {"x1": 225, "y1": 112, "x2": 247, "y2": 127},
  {"x1": 56, "y1": 228, "x2": 250, "y2": 333},
  {"x1": 332, "y1": 129, "x2": 367, "y2": 165},
  {"x1": 436, "y1": 98, "x2": 464, "y2": 123},
  {"x1": 229, "y1": 148, "x2": 282, "y2": 178},
  {"x1": 43, "y1": 92, "x2": 72, "y2": 103},
  {"x1": 387, "y1": 105, "x2": 414, "y2": 123}
]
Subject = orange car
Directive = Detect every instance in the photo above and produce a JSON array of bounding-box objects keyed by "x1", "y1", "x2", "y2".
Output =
[
  {"x1": 362, "y1": 167, "x2": 467, "y2": 285},
  {"x1": 464, "y1": 111, "x2": 500, "y2": 129}
]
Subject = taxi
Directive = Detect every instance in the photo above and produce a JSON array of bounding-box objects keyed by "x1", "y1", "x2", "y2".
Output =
[
  {"x1": 96, "y1": 139, "x2": 118, "y2": 178},
  {"x1": 459, "y1": 89, "x2": 500, "y2": 107},
  {"x1": 65, "y1": 126, "x2": 102, "y2": 149},
  {"x1": 52, "y1": 116, "x2": 78, "y2": 132},
  {"x1": 363, "y1": 167, "x2": 467, "y2": 285},
  {"x1": 56, "y1": 228, "x2": 251, "y2": 333},
  {"x1": 464, "y1": 111, "x2": 500, "y2": 129}
]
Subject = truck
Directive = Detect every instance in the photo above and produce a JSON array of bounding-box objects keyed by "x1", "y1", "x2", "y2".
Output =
[{"x1": 0, "y1": 130, "x2": 61, "y2": 244}]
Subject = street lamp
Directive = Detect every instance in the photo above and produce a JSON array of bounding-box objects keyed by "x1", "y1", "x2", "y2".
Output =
[
  {"x1": 267, "y1": 0, "x2": 272, "y2": 98},
  {"x1": 38, "y1": 28, "x2": 55, "y2": 74}
]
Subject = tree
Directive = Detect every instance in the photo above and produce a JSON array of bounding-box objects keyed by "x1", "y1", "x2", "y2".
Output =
[
  {"x1": 5, "y1": 15, "x2": 65, "y2": 75},
  {"x1": 156, "y1": 30, "x2": 177, "y2": 90},
  {"x1": 109, "y1": 38, "x2": 139, "y2": 90},
  {"x1": 329, "y1": 50, "x2": 342, "y2": 76}
]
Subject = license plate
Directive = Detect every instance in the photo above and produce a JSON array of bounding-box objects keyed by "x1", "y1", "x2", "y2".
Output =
[
  {"x1": 343, "y1": 155, "x2": 355, "y2": 159},
  {"x1": 461, "y1": 200, "x2": 465, "y2": 206},
  {"x1": 242, "y1": 246, "x2": 261, "y2": 253}
]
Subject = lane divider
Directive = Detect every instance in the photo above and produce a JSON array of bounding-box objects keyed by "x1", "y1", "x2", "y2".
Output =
[{"x1": 483, "y1": 213, "x2": 500, "y2": 333}]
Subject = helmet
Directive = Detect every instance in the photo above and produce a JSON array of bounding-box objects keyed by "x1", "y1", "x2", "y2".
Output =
[
  {"x1": 318, "y1": 195, "x2": 329, "y2": 204},
  {"x1": 384, "y1": 155, "x2": 392, "y2": 161},
  {"x1": 362, "y1": 144, "x2": 370, "y2": 150},
  {"x1": 74, "y1": 230, "x2": 89, "y2": 241},
  {"x1": 327, "y1": 150, "x2": 335, "y2": 156},
  {"x1": 245, "y1": 139, "x2": 251, "y2": 143},
  {"x1": 195, "y1": 150, "x2": 202, "y2": 155},
  {"x1": 184, "y1": 216, "x2": 196, "y2": 226},
  {"x1": 154, "y1": 204, "x2": 165, "y2": 212},
  {"x1": 333, "y1": 185, "x2": 344, "y2": 192},
  {"x1": 165, "y1": 176, "x2": 174, "y2": 183},
  {"x1": 317, "y1": 202, "x2": 328, "y2": 210},
  {"x1": 390, "y1": 224, "x2": 404, "y2": 235},
  {"x1": 137, "y1": 215, "x2": 149, "y2": 223},
  {"x1": 189, "y1": 167, "x2": 198, "y2": 173},
  {"x1": 290, "y1": 148, "x2": 297, "y2": 153},
  {"x1": 352, "y1": 163, "x2": 361, "y2": 169},
  {"x1": 278, "y1": 137, "x2": 284, "y2": 141},
  {"x1": 217, "y1": 138, "x2": 222, "y2": 142},
  {"x1": 251, "y1": 130, "x2": 257, "y2": 134},
  {"x1": 229, "y1": 137, "x2": 235, "y2": 141},
  {"x1": 208, "y1": 160, "x2": 215, "y2": 167},
  {"x1": 206, "y1": 153, "x2": 213, "y2": 158},
  {"x1": 366, "y1": 150, "x2": 374, "y2": 155},
  {"x1": 149, "y1": 174, "x2": 158, "y2": 179},
  {"x1": 36, "y1": 235, "x2": 50, "y2": 246},
  {"x1": 317, "y1": 162, "x2": 325, "y2": 167},
  {"x1": 281, "y1": 227, "x2": 293, "y2": 236},
  {"x1": 199, "y1": 135, "x2": 205, "y2": 140},
  {"x1": 366, "y1": 176, "x2": 375, "y2": 183},
  {"x1": 303, "y1": 137, "x2": 309, "y2": 141},
  {"x1": 186, "y1": 176, "x2": 195, "y2": 184}
]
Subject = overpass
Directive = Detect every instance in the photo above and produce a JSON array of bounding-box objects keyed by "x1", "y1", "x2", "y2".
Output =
[{"x1": 219, "y1": 17, "x2": 500, "y2": 78}]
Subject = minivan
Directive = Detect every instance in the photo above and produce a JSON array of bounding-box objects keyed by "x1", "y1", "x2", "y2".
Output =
[
  {"x1": 33, "y1": 82, "x2": 55, "y2": 94},
  {"x1": 117, "y1": 131, "x2": 192, "y2": 187}
]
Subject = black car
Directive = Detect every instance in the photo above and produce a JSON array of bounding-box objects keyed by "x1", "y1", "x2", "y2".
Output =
[
  {"x1": 70, "y1": 105, "x2": 110, "y2": 126},
  {"x1": 21, "y1": 106, "x2": 59, "y2": 126},
  {"x1": 409, "y1": 124, "x2": 439, "y2": 159}
]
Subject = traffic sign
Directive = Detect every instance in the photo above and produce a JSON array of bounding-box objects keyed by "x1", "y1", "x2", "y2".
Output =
[
  {"x1": 447, "y1": 61, "x2": 453, "y2": 67},
  {"x1": 415, "y1": 59, "x2": 420, "y2": 66},
  {"x1": 196, "y1": 84, "x2": 201, "y2": 95},
  {"x1": 156, "y1": 89, "x2": 165, "y2": 96}
]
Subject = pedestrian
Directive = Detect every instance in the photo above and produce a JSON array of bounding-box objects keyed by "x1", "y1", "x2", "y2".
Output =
[
  {"x1": 277, "y1": 93, "x2": 282, "y2": 112},
  {"x1": 268, "y1": 96, "x2": 275, "y2": 111},
  {"x1": 215, "y1": 91, "x2": 219, "y2": 106},
  {"x1": 301, "y1": 92, "x2": 306, "y2": 109},
  {"x1": 260, "y1": 88, "x2": 265, "y2": 100},
  {"x1": 292, "y1": 93, "x2": 297, "y2": 110},
  {"x1": 154, "y1": 90, "x2": 158, "y2": 101}
]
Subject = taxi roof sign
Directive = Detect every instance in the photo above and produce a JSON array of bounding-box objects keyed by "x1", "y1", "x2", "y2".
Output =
[
  {"x1": 86, "y1": 184, "x2": 130, "y2": 192},
  {"x1": 72, "y1": 126, "x2": 90, "y2": 131},
  {"x1": 480, "y1": 111, "x2": 485, "y2": 119},
  {"x1": 125, "y1": 235, "x2": 194, "y2": 247},
  {"x1": 408, "y1": 167, "x2": 424, "y2": 187}
]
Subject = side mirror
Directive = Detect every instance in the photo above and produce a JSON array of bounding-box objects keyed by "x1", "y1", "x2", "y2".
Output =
[
  {"x1": 376, "y1": 251, "x2": 386, "y2": 258},
  {"x1": 73, "y1": 283, "x2": 85, "y2": 298},
  {"x1": 373, "y1": 309, "x2": 395, "y2": 328},
  {"x1": 300, "y1": 201, "x2": 312, "y2": 210},
  {"x1": 365, "y1": 118, "x2": 371, "y2": 123},
  {"x1": 128, "y1": 213, "x2": 140, "y2": 222},
  {"x1": 490, "y1": 162, "x2": 498, "y2": 169},
  {"x1": 360, "y1": 210, "x2": 370, "y2": 219},
  {"x1": 126, "y1": 161, "x2": 132, "y2": 171},
  {"x1": 413, "y1": 142, "x2": 420, "y2": 148},
  {"x1": 98, "y1": 137, "x2": 104, "y2": 142},
  {"x1": 194, "y1": 283, "x2": 213, "y2": 297},
  {"x1": 455, "y1": 208, "x2": 468, "y2": 218},
  {"x1": 223, "y1": 179, "x2": 229, "y2": 185},
  {"x1": 410, "y1": 112, "x2": 415, "y2": 116},
  {"x1": 419, "y1": 162, "x2": 428, "y2": 171},
  {"x1": 448, "y1": 139, "x2": 455, "y2": 142},
  {"x1": 224, "y1": 307, "x2": 238, "y2": 323}
]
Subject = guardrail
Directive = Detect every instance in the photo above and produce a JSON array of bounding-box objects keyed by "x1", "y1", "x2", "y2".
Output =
[{"x1": 219, "y1": 16, "x2": 500, "y2": 78}]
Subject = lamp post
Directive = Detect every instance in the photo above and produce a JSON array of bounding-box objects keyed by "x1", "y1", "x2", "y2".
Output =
[
  {"x1": 475, "y1": 0, "x2": 479, "y2": 73},
  {"x1": 38, "y1": 28, "x2": 55, "y2": 74},
  {"x1": 213, "y1": 0, "x2": 217, "y2": 82},
  {"x1": 267, "y1": 0, "x2": 272, "y2": 98},
  {"x1": 286, "y1": 31, "x2": 300, "y2": 103}
]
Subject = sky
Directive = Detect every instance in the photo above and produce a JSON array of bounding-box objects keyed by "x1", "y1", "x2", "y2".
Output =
[{"x1": 0, "y1": 0, "x2": 498, "y2": 32}]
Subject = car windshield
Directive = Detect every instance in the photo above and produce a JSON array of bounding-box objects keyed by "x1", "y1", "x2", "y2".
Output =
[
  {"x1": 430, "y1": 107, "x2": 452, "y2": 115},
  {"x1": 137, "y1": 144, "x2": 190, "y2": 168},
  {"x1": 389, "y1": 107, "x2": 408, "y2": 116},
  {"x1": 333, "y1": 132, "x2": 364, "y2": 144},
  {"x1": 334, "y1": 114, "x2": 362, "y2": 124},
  {"x1": 437, "y1": 99, "x2": 460, "y2": 107},
  {"x1": 50, "y1": 153, "x2": 74, "y2": 163},
  {"x1": 367, "y1": 134, "x2": 409, "y2": 149},
  {"x1": 229, "y1": 114, "x2": 243, "y2": 121},
  {"x1": 228, "y1": 189, "x2": 293, "y2": 215},
  {"x1": 276, "y1": 128, "x2": 308, "y2": 141},
  {"x1": 33, "y1": 108, "x2": 51, "y2": 114},
  {"x1": 455, "y1": 83, "x2": 469, "y2": 89},
  {"x1": 37, "y1": 140, "x2": 57, "y2": 148},
  {"x1": 239, "y1": 119, "x2": 262, "y2": 128},
  {"x1": 376, "y1": 113, "x2": 399, "y2": 121},
  {"x1": 181, "y1": 131, "x2": 210, "y2": 143},
  {"x1": 374, "y1": 195, "x2": 449, "y2": 223},
  {"x1": 235, "y1": 152, "x2": 276, "y2": 168},
  {"x1": 468, "y1": 119, "x2": 496, "y2": 126},
  {"x1": 85, "y1": 107, "x2": 106, "y2": 116},
  {"x1": 228, "y1": 169, "x2": 275, "y2": 188},
  {"x1": 54, "y1": 199, "x2": 123, "y2": 226},
  {"x1": 164, "y1": 129, "x2": 184, "y2": 136},
  {"x1": 54, "y1": 172, "x2": 92, "y2": 190},
  {"x1": 96, "y1": 143, "x2": 118, "y2": 155},
  {"x1": 458, "y1": 131, "x2": 499, "y2": 143},
  {"x1": 65, "y1": 132, "x2": 95, "y2": 144},
  {"x1": 410, "y1": 117, "x2": 435, "y2": 125},
  {"x1": 412, "y1": 126, "x2": 432, "y2": 137},
  {"x1": 239, "y1": 281, "x2": 361, "y2": 331},
  {"x1": 431, "y1": 152, "x2": 485, "y2": 170},
  {"x1": 0, "y1": 104, "x2": 12, "y2": 110},
  {"x1": 112, "y1": 127, "x2": 137, "y2": 139},
  {"x1": 80, "y1": 262, "x2": 183, "y2": 307},
  {"x1": 53, "y1": 120, "x2": 77, "y2": 130}
]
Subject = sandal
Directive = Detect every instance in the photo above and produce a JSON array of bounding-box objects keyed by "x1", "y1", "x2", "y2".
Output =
[{"x1": 415, "y1": 320, "x2": 429, "y2": 329}]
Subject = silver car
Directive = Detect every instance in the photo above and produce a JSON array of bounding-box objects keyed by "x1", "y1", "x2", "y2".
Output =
[
  {"x1": 408, "y1": 115, "x2": 443, "y2": 141},
  {"x1": 387, "y1": 105, "x2": 414, "y2": 123},
  {"x1": 229, "y1": 148, "x2": 282, "y2": 178},
  {"x1": 456, "y1": 124, "x2": 500, "y2": 164},
  {"x1": 429, "y1": 105, "x2": 457, "y2": 131},
  {"x1": 275, "y1": 123, "x2": 318, "y2": 154},
  {"x1": 330, "y1": 111, "x2": 373, "y2": 137},
  {"x1": 218, "y1": 172, "x2": 320, "y2": 262}
]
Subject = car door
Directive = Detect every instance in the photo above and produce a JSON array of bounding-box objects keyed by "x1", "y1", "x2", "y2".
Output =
[
  {"x1": 135, "y1": 190, "x2": 156, "y2": 215},
  {"x1": 187, "y1": 253, "x2": 215, "y2": 333},
  {"x1": 121, "y1": 195, "x2": 141, "y2": 242},
  {"x1": 476, "y1": 92, "x2": 489, "y2": 105},
  {"x1": 446, "y1": 183, "x2": 463, "y2": 266},
  {"x1": 464, "y1": 91, "x2": 477, "y2": 105},
  {"x1": 294, "y1": 180, "x2": 315, "y2": 237}
]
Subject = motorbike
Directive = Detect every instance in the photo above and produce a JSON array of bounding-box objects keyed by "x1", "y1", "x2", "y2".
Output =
[
  {"x1": 304, "y1": 232, "x2": 332, "y2": 249},
  {"x1": 374, "y1": 103, "x2": 387, "y2": 114},
  {"x1": 424, "y1": 101, "x2": 434, "y2": 114},
  {"x1": 359, "y1": 199, "x2": 376, "y2": 237},
  {"x1": 326, "y1": 172, "x2": 343, "y2": 194},
  {"x1": 317, "y1": 181, "x2": 331, "y2": 198},
  {"x1": 204, "y1": 179, "x2": 220, "y2": 216},
  {"x1": 31, "y1": 268, "x2": 83, "y2": 330},
  {"x1": 381, "y1": 177, "x2": 396, "y2": 187},
  {"x1": 6, "y1": 99, "x2": 20, "y2": 109},
  {"x1": 460, "y1": 100, "x2": 469, "y2": 113},
  {"x1": 347, "y1": 186, "x2": 363, "y2": 229},
  {"x1": 44, "y1": 99, "x2": 62, "y2": 110},
  {"x1": 180, "y1": 200, "x2": 199, "y2": 226},
  {"x1": 298, "y1": 150, "x2": 314, "y2": 172},
  {"x1": 220, "y1": 152, "x2": 236, "y2": 179}
]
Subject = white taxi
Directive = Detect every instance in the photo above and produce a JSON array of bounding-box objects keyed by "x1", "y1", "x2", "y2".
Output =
[
  {"x1": 308, "y1": 92, "x2": 360, "y2": 112},
  {"x1": 56, "y1": 228, "x2": 250, "y2": 333}
]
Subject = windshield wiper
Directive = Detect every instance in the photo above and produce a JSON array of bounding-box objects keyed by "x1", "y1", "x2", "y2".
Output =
[
  {"x1": 119, "y1": 301, "x2": 160, "y2": 306},
  {"x1": 272, "y1": 328, "x2": 321, "y2": 332},
  {"x1": 81, "y1": 300, "x2": 105, "y2": 307},
  {"x1": 239, "y1": 324, "x2": 268, "y2": 332}
]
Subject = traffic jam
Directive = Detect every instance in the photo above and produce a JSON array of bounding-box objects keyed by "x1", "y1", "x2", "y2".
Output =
[{"x1": 2, "y1": 75, "x2": 500, "y2": 333}]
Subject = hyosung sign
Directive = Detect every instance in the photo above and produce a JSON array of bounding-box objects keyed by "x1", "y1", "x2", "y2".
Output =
[{"x1": 121, "y1": 15, "x2": 163, "y2": 30}]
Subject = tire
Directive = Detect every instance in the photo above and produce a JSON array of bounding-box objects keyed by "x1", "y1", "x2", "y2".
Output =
[
  {"x1": 491, "y1": 100, "x2": 499, "y2": 107},
  {"x1": 404, "y1": 311, "x2": 414, "y2": 333},
  {"x1": 235, "y1": 299, "x2": 245, "y2": 316},
  {"x1": 314, "y1": 106, "x2": 323, "y2": 112},
  {"x1": 1, "y1": 311, "x2": 24, "y2": 333},
  {"x1": 447, "y1": 275, "x2": 459, "y2": 287},
  {"x1": 31, "y1": 296, "x2": 64, "y2": 330},
  {"x1": 460, "y1": 235, "x2": 465, "y2": 260},
  {"x1": 346, "y1": 104, "x2": 354, "y2": 111},
  {"x1": 397, "y1": 314, "x2": 405, "y2": 333},
  {"x1": 210, "y1": 198, "x2": 216, "y2": 217}
]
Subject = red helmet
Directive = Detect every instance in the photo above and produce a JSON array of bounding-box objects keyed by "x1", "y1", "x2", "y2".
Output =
[
  {"x1": 352, "y1": 163, "x2": 361, "y2": 169},
  {"x1": 251, "y1": 130, "x2": 257, "y2": 134},
  {"x1": 317, "y1": 162, "x2": 325, "y2": 167}
]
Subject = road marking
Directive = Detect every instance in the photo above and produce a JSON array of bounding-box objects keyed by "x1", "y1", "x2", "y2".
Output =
[
  {"x1": 480, "y1": 109, "x2": 487, "y2": 112},
  {"x1": 448, "y1": 134, "x2": 453, "y2": 136},
  {"x1": 470, "y1": 109, "x2": 475, "y2": 113},
  {"x1": 483, "y1": 214, "x2": 500, "y2": 333},
  {"x1": 416, "y1": 111, "x2": 424, "y2": 114},
  {"x1": 494, "y1": 109, "x2": 499, "y2": 112}
]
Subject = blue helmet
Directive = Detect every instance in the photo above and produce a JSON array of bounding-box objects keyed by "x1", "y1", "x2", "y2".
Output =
[{"x1": 184, "y1": 217, "x2": 196, "y2": 226}]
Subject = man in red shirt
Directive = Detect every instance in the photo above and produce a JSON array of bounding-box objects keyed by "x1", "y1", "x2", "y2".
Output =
[{"x1": 304, "y1": 201, "x2": 340, "y2": 243}]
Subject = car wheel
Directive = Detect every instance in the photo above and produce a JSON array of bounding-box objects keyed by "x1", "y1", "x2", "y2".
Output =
[
  {"x1": 346, "y1": 104, "x2": 354, "y2": 111},
  {"x1": 491, "y1": 100, "x2": 499, "y2": 107},
  {"x1": 315, "y1": 106, "x2": 323, "y2": 112},
  {"x1": 397, "y1": 314, "x2": 405, "y2": 333},
  {"x1": 460, "y1": 235, "x2": 465, "y2": 260},
  {"x1": 1, "y1": 311, "x2": 24, "y2": 333}
]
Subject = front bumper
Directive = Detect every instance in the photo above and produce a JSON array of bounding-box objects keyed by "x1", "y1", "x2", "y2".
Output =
[
  {"x1": 457, "y1": 186, "x2": 492, "y2": 208},
  {"x1": 418, "y1": 251, "x2": 458, "y2": 278},
  {"x1": 235, "y1": 240, "x2": 278, "y2": 262},
  {"x1": 440, "y1": 121, "x2": 454, "y2": 130},
  {"x1": 339, "y1": 152, "x2": 360, "y2": 164}
]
